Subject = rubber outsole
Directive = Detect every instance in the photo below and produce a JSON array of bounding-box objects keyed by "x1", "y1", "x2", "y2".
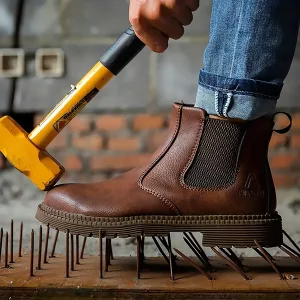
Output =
[{"x1": 36, "y1": 204, "x2": 283, "y2": 249}]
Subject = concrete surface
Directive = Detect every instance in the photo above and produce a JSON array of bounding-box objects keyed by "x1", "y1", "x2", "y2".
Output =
[
  {"x1": 0, "y1": 168, "x2": 299, "y2": 258},
  {"x1": 14, "y1": 44, "x2": 151, "y2": 112},
  {"x1": 0, "y1": 0, "x2": 18, "y2": 47}
]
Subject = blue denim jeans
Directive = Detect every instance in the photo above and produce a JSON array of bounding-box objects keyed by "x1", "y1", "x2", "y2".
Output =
[{"x1": 195, "y1": 0, "x2": 300, "y2": 120}]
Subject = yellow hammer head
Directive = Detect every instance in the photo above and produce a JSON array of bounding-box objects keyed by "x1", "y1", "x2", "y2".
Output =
[{"x1": 0, "y1": 116, "x2": 64, "y2": 191}]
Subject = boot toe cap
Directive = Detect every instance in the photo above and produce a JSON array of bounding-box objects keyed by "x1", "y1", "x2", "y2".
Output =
[{"x1": 43, "y1": 184, "x2": 85, "y2": 214}]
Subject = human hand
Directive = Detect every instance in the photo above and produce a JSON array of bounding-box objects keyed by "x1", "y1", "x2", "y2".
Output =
[{"x1": 129, "y1": 0, "x2": 200, "y2": 53}]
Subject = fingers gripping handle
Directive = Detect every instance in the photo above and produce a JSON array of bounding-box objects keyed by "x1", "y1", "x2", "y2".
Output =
[{"x1": 100, "y1": 26, "x2": 145, "y2": 75}]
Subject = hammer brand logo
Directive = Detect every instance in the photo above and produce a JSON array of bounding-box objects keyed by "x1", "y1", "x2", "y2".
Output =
[{"x1": 239, "y1": 173, "x2": 265, "y2": 197}]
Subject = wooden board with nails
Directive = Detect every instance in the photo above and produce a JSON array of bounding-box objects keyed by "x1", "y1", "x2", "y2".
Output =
[{"x1": 1, "y1": 221, "x2": 300, "y2": 299}]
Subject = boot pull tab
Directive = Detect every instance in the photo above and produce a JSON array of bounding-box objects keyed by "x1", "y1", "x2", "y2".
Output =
[{"x1": 273, "y1": 112, "x2": 292, "y2": 134}]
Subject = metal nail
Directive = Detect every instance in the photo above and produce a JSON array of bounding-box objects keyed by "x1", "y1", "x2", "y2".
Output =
[
  {"x1": 282, "y1": 242, "x2": 300, "y2": 258},
  {"x1": 168, "y1": 234, "x2": 174, "y2": 281},
  {"x1": 0, "y1": 228, "x2": 3, "y2": 262},
  {"x1": 37, "y1": 226, "x2": 42, "y2": 270},
  {"x1": 99, "y1": 230, "x2": 103, "y2": 279},
  {"x1": 254, "y1": 240, "x2": 284, "y2": 280},
  {"x1": 4, "y1": 232, "x2": 9, "y2": 268},
  {"x1": 152, "y1": 236, "x2": 170, "y2": 265},
  {"x1": 80, "y1": 237, "x2": 87, "y2": 259},
  {"x1": 137, "y1": 236, "x2": 141, "y2": 279},
  {"x1": 188, "y1": 232, "x2": 209, "y2": 264},
  {"x1": 43, "y1": 225, "x2": 50, "y2": 264},
  {"x1": 108, "y1": 239, "x2": 114, "y2": 260},
  {"x1": 283, "y1": 230, "x2": 300, "y2": 256},
  {"x1": 76, "y1": 235, "x2": 80, "y2": 265},
  {"x1": 211, "y1": 247, "x2": 251, "y2": 280},
  {"x1": 105, "y1": 239, "x2": 109, "y2": 272},
  {"x1": 66, "y1": 230, "x2": 70, "y2": 278},
  {"x1": 49, "y1": 229, "x2": 59, "y2": 258},
  {"x1": 280, "y1": 245, "x2": 300, "y2": 264},
  {"x1": 183, "y1": 236, "x2": 207, "y2": 267},
  {"x1": 219, "y1": 248, "x2": 244, "y2": 270},
  {"x1": 174, "y1": 248, "x2": 213, "y2": 280},
  {"x1": 30, "y1": 230, "x2": 34, "y2": 276},
  {"x1": 141, "y1": 235, "x2": 145, "y2": 261},
  {"x1": 71, "y1": 234, "x2": 74, "y2": 271},
  {"x1": 18, "y1": 222, "x2": 23, "y2": 257},
  {"x1": 9, "y1": 219, "x2": 13, "y2": 263}
]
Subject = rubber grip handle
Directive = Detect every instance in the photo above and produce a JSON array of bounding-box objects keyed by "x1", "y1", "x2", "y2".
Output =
[{"x1": 100, "y1": 26, "x2": 145, "y2": 76}]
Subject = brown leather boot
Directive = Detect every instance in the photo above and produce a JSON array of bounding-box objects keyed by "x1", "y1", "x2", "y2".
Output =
[{"x1": 36, "y1": 102, "x2": 285, "y2": 248}]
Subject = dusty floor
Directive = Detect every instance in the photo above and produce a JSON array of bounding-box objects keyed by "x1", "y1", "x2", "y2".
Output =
[{"x1": 0, "y1": 169, "x2": 299, "y2": 258}]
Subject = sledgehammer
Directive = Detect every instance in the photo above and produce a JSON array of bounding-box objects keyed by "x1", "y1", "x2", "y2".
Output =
[{"x1": 0, "y1": 27, "x2": 145, "y2": 191}]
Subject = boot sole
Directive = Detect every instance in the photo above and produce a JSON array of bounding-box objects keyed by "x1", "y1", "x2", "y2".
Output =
[{"x1": 36, "y1": 204, "x2": 283, "y2": 248}]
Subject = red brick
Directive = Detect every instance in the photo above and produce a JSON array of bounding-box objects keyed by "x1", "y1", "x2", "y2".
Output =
[
  {"x1": 48, "y1": 134, "x2": 68, "y2": 150},
  {"x1": 90, "y1": 154, "x2": 151, "y2": 171},
  {"x1": 73, "y1": 134, "x2": 104, "y2": 150},
  {"x1": 0, "y1": 154, "x2": 5, "y2": 169},
  {"x1": 133, "y1": 114, "x2": 165, "y2": 131},
  {"x1": 146, "y1": 130, "x2": 168, "y2": 152},
  {"x1": 108, "y1": 137, "x2": 140, "y2": 151},
  {"x1": 273, "y1": 173, "x2": 296, "y2": 188},
  {"x1": 96, "y1": 115, "x2": 126, "y2": 132},
  {"x1": 269, "y1": 153, "x2": 299, "y2": 170},
  {"x1": 291, "y1": 135, "x2": 300, "y2": 148},
  {"x1": 269, "y1": 133, "x2": 288, "y2": 149},
  {"x1": 63, "y1": 155, "x2": 83, "y2": 171},
  {"x1": 68, "y1": 115, "x2": 91, "y2": 133}
]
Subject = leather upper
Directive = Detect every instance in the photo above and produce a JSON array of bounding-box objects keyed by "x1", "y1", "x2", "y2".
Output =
[{"x1": 43, "y1": 102, "x2": 276, "y2": 217}]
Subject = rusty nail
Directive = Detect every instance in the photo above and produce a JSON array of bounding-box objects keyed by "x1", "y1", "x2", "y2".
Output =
[
  {"x1": 4, "y1": 232, "x2": 9, "y2": 268},
  {"x1": 43, "y1": 224, "x2": 50, "y2": 264},
  {"x1": 168, "y1": 234, "x2": 174, "y2": 281},
  {"x1": 187, "y1": 232, "x2": 210, "y2": 265},
  {"x1": 105, "y1": 239, "x2": 109, "y2": 272},
  {"x1": 141, "y1": 235, "x2": 145, "y2": 261},
  {"x1": 254, "y1": 240, "x2": 283, "y2": 280},
  {"x1": 49, "y1": 229, "x2": 59, "y2": 258},
  {"x1": 99, "y1": 230, "x2": 103, "y2": 279},
  {"x1": 18, "y1": 222, "x2": 23, "y2": 257},
  {"x1": 71, "y1": 234, "x2": 75, "y2": 271},
  {"x1": 37, "y1": 226, "x2": 42, "y2": 270},
  {"x1": 152, "y1": 236, "x2": 169, "y2": 265},
  {"x1": 107, "y1": 239, "x2": 111, "y2": 266},
  {"x1": 76, "y1": 235, "x2": 80, "y2": 265},
  {"x1": 173, "y1": 248, "x2": 213, "y2": 280},
  {"x1": 9, "y1": 219, "x2": 13, "y2": 263},
  {"x1": 66, "y1": 230, "x2": 70, "y2": 278},
  {"x1": 211, "y1": 247, "x2": 251, "y2": 280},
  {"x1": 137, "y1": 236, "x2": 141, "y2": 279},
  {"x1": 282, "y1": 242, "x2": 300, "y2": 258},
  {"x1": 280, "y1": 245, "x2": 300, "y2": 264},
  {"x1": 30, "y1": 230, "x2": 34, "y2": 276},
  {"x1": 108, "y1": 239, "x2": 113, "y2": 260},
  {"x1": 283, "y1": 230, "x2": 300, "y2": 256},
  {"x1": 183, "y1": 236, "x2": 207, "y2": 267},
  {"x1": 0, "y1": 228, "x2": 3, "y2": 262},
  {"x1": 80, "y1": 237, "x2": 87, "y2": 259}
]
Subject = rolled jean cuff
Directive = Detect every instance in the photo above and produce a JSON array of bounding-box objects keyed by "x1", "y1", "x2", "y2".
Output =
[{"x1": 195, "y1": 69, "x2": 283, "y2": 120}]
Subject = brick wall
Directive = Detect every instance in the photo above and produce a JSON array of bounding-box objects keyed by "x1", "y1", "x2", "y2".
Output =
[{"x1": 1, "y1": 110, "x2": 298, "y2": 188}]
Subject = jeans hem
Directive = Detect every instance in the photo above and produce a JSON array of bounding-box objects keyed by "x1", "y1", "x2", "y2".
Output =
[
  {"x1": 195, "y1": 84, "x2": 277, "y2": 120},
  {"x1": 199, "y1": 69, "x2": 283, "y2": 100}
]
